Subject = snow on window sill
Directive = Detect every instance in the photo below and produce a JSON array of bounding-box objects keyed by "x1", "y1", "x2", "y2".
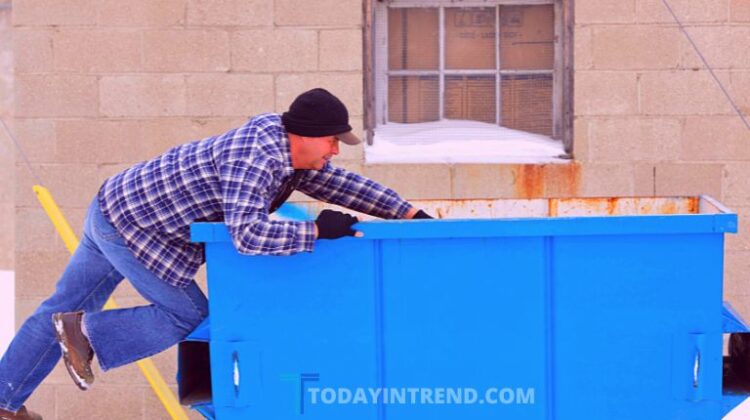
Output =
[{"x1": 365, "y1": 120, "x2": 568, "y2": 164}]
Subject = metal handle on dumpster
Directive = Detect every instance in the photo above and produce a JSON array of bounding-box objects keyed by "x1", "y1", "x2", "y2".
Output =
[
  {"x1": 693, "y1": 347, "x2": 701, "y2": 389},
  {"x1": 671, "y1": 333, "x2": 706, "y2": 401},
  {"x1": 233, "y1": 351, "x2": 241, "y2": 397}
]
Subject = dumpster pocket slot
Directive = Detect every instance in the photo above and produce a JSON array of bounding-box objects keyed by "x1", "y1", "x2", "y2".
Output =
[
  {"x1": 177, "y1": 340, "x2": 212, "y2": 406},
  {"x1": 211, "y1": 341, "x2": 261, "y2": 408},
  {"x1": 671, "y1": 333, "x2": 707, "y2": 401}
]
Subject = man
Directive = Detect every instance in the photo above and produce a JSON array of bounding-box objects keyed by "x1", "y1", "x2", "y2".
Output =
[{"x1": 0, "y1": 88, "x2": 431, "y2": 419}]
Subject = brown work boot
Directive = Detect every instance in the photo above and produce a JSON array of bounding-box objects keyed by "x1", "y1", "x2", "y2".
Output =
[
  {"x1": 0, "y1": 406, "x2": 43, "y2": 420},
  {"x1": 52, "y1": 311, "x2": 95, "y2": 390}
]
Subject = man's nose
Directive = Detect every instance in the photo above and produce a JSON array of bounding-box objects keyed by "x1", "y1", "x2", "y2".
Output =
[{"x1": 332, "y1": 141, "x2": 340, "y2": 155}]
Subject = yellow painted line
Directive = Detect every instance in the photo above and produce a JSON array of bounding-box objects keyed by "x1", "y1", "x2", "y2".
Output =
[{"x1": 33, "y1": 185, "x2": 190, "y2": 420}]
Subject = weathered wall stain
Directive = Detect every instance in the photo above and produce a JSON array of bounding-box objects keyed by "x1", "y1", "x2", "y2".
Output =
[{"x1": 513, "y1": 163, "x2": 581, "y2": 199}]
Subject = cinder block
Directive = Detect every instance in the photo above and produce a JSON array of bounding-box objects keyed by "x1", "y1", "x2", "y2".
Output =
[
  {"x1": 14, "y1": 163, "x2": 37, "y2": 208},
  {"x1": 679, "y1": 27, "x2": 750, "y2": 70},
  {"x1": 56, "y1": 385, "x2": 144, "y2": 420},
  {"x1": 726, "y1": 293, "x2": 750, "y2": 322},
  {"x1": 275, "y1": 0, "x2": 362, "y2": 27},
  {"x1": 681, "y1": 116, "x2": 750, "y2": 161},
  {"x1": 592, "y1": 26, "x2": 680, "y2": 70},
  {"x1": 14, "y1": 249, "x2": 69, "y2": 299},
  {"x1": 0, "y1": 204, "x2": 13, "y2": 269},
  {"x1": 13, "y1": 0, "x2": 96, "y2": 26},
  {"x1": 723, "y1": 162, "x2": 750, "y2": 206},
  {"x1": 636, "y1": 0, "x2": 729, "y2": 23},
  {"x1": 333, "y1": 142, "x2": 364, "y2": 163},
  {"x1": 187, "y1": 0, "x2": 272, "y2": 26},
  {"x1": 97, "y1": 163, "x2": 135, "y2": 183},
  {"x1": 15, "y1": 163, "x2": 102, "y2": 208},
  {"x1": 732, "y1": 0, "x2": 750, "y2": 21},
  {"x1": 54, "y1": 29, "x2": 142, "y2": 73},
  {"x1": 186, "y1": 73, "x2": 274, "y2": 117},
  {"x1": 729, "y1": 71, "x2": 750, "y2": 115},
  {"x1": 640, "y1": 71, "x2": 734, "y2": 116},
  {"x1": 331, "y1": 160, "x2": 364, "y2": 177},
  {"x1": 143, "y1": 30, "x2": 230, "y2": 72},
  {"x1": 138, "y1": 117, "x2": 244, "y2": 156},
  {"x1": 725, "y1": 250, "x2": 750, "y2": 296},
  {"x1": 232, "y1": 29, "x2": 318, "y2": 72},
  {"x1": 96, "y1": 352, "x2": 150, "y2": 386},
  {"x1": 726, "y1": 206, "x2": 750, "y2": 251},
  {"x1": 574, "y1": 71, "x2": 638, "y2": 116},
  {"x1": 96, "y1": 0, "x2": 186, "y2": 26},
  {"x1": 540, "y1": 163, "x2": 582, "y2": 198},
  {"x1": 13, "y1": 29, "x2": 53, "y2": 73},
  {"x1": 0, "y1": 89, "x2": 9, "y2": 120},
  {"x1": 574, "y1": 26, "x2": 593, "y2": 70},
  {"x1": 55, "y1": 119, "x2": 154, "y2": 164},
  {"x1": 363, "y1": 164, "x2": 451, "y2": 200},
  {"x1": 588, "y1": 117, "x2": 681, "y2": 161},
  {"x1": 654, "y1": 162, "x2": 724, "y2": 198},
  {"x1": 14, "y1": 206, "x2": 66, "y2": 254},
  {"x1": 633, "y1": 163, "x2": 656, "y2": 196},
  {"x1": 100, "y1": 75, "x2": 187, "y2": 117},
  {"x1": 572, "y1": 117, "x2": 590, "y2": 161},
  {"x1": 12, "y1": 118, "x2": 57, "y2": 163},
  {"x1": 579, "y1": 163, "x2": 635, "y2": 197},
  {"x1": 276, "y1": 73, "x2": 363, "y2": 116},
  {"x1": 576, "y1": 0, "x2": 635, "y2": 24},
  {"x1": 14, "y1": 297, "x2": 43, "y2": 329},
  {"x1": 319, "y1": 29, "x2": 363, "y2": 71},
  {"x1": 452, "y1": 164, "x2": 516, "y2": 199},
  {"x1": 19, "y1": 383, "x2": 55, "y2": 418},
  {"x1": 15, "y1": 74, "x2": 99, "y2": 117}
]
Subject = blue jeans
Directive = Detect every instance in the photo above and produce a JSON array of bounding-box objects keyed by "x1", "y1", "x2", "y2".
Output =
[{"x1": 0, "y1": 198, "x2": 208, "y2": 412}]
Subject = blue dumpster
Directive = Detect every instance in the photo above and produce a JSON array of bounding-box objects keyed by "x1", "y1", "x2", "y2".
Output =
[{"x1": 181, "y1": 196, "x2": 748, "y2": 419}]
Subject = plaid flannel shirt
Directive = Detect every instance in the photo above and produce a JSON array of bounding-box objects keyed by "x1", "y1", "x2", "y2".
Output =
[{"x1": 98, "y1": 113, "x2": 412, "y2": 288}]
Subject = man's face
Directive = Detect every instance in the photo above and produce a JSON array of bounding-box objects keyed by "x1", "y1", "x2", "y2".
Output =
[{"x1": 290, "y1": 135, "x2": 340, "y2": 170}]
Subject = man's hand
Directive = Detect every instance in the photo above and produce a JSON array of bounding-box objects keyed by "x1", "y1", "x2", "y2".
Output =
[{"x1": 315, "y1": 210, "x2": 360, "y2": 239}]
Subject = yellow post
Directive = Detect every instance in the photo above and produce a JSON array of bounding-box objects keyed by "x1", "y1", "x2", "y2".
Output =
[{"x1": 33, "y1": 185, "x2": 190, "y2": 420}]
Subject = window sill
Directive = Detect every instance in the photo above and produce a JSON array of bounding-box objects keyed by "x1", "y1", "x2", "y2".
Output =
[{"x1": 366, "y1": 120, "x2": 568, "y2": 164}]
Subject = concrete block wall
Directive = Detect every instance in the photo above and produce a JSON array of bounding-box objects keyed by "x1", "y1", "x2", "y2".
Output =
[
  {"x1": 11, "y1": 0, "x2": 363, "y2": 418},
  {"x1": 8, "y1": 0, "x2": 750, "y2": 418},
  {"x1": 0, "y1": 0, "x2": 12, "y2": 271},
  {"x1": 575, "y1": 0, "x2": 750, "y2": 318}
]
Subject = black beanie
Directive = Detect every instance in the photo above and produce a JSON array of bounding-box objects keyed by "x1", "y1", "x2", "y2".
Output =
[{"x1": 281, "y1": 88, "x2": 361, "y2": 145}]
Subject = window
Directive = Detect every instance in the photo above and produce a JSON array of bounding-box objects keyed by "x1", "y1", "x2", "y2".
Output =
[{"x1": 366, "y1": 0, "x2": 573, "y2": 163}]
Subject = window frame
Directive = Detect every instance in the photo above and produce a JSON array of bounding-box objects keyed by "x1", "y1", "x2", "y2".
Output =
[{"x1": 366, "y1": 0, "x2": 573, "y2": 154}]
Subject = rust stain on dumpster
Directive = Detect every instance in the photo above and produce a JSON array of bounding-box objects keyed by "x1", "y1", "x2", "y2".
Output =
[
  {"x1": 549, "y1": 199, "x2": 559, "y2": 217},
  {"x1": 687, "y1": 197, "x2": 699, "y2": 214},
  {"x1": 659, "y1": 201, "x2": 678, "y2": 215},
  {"x1": 606, "y1": 197, "x2": 618, "y2": 215}
]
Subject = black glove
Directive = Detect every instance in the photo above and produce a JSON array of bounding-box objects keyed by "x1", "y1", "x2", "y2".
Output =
[
  {"x1": 412, "y1": 209, "x2": 434, "y2": 219},
  {"x1": 315, "y1": 210, "x2": 358, "y2": 239}
]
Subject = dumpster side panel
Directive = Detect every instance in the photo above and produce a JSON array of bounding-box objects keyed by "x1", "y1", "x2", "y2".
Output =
[
  {"x1": 206, "y1": 238, "x2": 380, "y2": 419},
  {"x1": 551, "y1": 233, "x2": 725, "y2": 419},
  {"x1": 380, "y1": 237, "x2": 547, "y2": 419}
]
